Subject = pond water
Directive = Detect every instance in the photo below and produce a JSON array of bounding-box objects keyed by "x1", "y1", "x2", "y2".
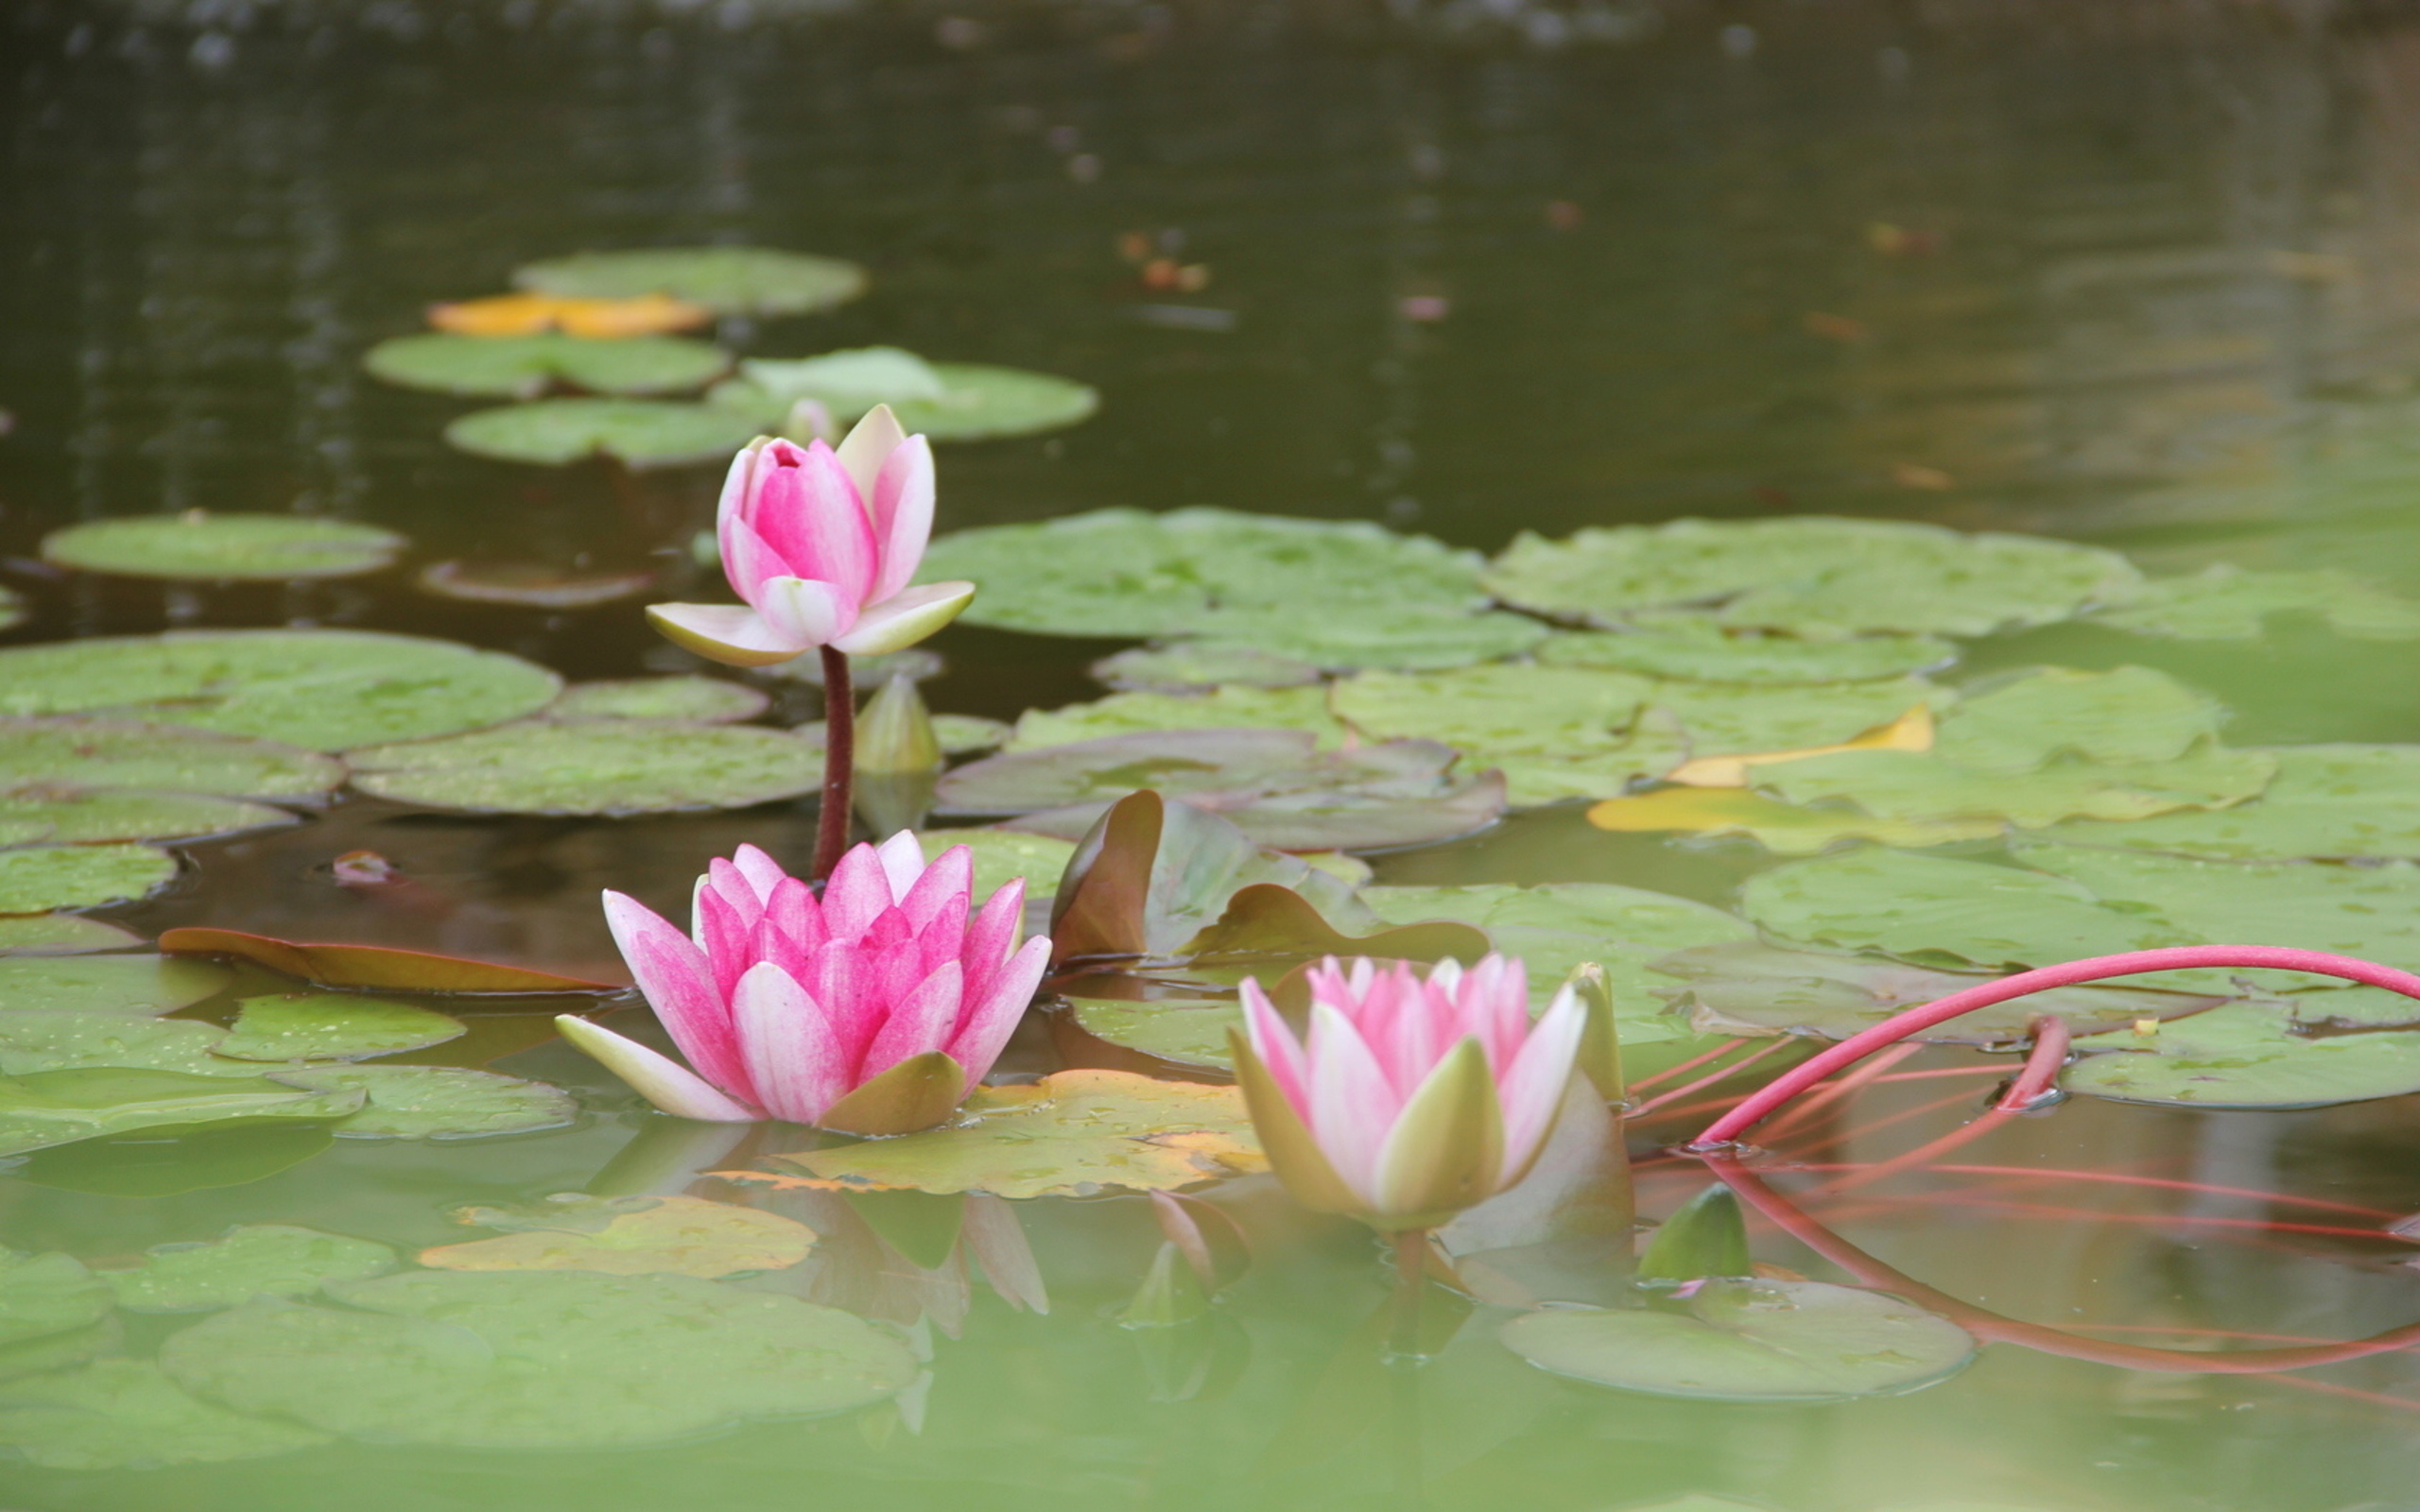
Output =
[{"x1": 11, "y1": 2, "x2": 2420, "y2": 1508}]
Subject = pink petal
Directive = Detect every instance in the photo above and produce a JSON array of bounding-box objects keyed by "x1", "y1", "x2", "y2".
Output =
[
  {"x1": 959, "y1": 881, "x2": 1025, "y2": 1001},
  {"x1": 604, "y1": 890, "x2": 754, "y2": 1106},
  {"x1": 862, "y1": 959, "x2": 964, "y2": 1081},
  {"x1": 694, "y1": 885, "x2": 752, "y2": 1005},
  {"x1": 753, "y1": 576, "x2": 853, "y2": 649},
  {"x1": 874, "y1": 830, "x2": 929, "y2": 902},
  {"x1": 1495, "y1": 980, "x2": 1586, "y2": 1182},
  {"x1": 943, "y1": 934, "x2": 1049, "y2": 1092},
  {"x1": 806, "y1": 936, "x2": 880, "y2": 1073},
  {"x1": 764, "y1": 874, "x2": 824, "y2": 954},
  {"x1": 554, "y1": 1016, "x2": 761, "y2": 1122},
  {"x1": 868, "y1": 436, "x2": 935, "y2": 604},
  {"x1": 705, "y1": 857, "x2": 767, "y2": 922},
  {"x1": 1238, "y1": 977, "x2": 1312, "y2": 1120},
  {"x1": 751, "y1": 915, "x2": 814, "y2": 988},
  {"x1": 732, "y1": 961, "x2": 848, "y2": 1124},
  {"x1": 715, "y1": 440, "x2": 765, "y2": 538},
  {"x1": 821, "y1": 843, "x2": 895, "y2": 941},
  {"x1": 752, "y1": 440, "x2": 878, "y2": 609},
  {"x1": 719, "y1": 512, "x2": 797, "y2": 607},
  {"x1": 645, "y1": 603, "x2": 809, "y2": 666},
  {"x1": 897, "y1": 843, "x2": 971, "y2": 931},
  {"x1": 960, "y1": 1194, "x2": 1048, "y2": 1314},
  {"x1": 1305, "y1": 1002, "x2": 1398, "y2": 1207},
  {"x1": 730, "y1": 844, "x2": 790, "y2": 903}
]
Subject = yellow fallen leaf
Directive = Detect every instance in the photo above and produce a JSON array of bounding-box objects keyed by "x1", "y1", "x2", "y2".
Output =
[
  {"x1": 428, "y1": 292, "x2": 713, "y2": 338},
  {"x1": 418, "y1": 1194, "x2": 814, "y2": 1279},
  {"x1": 1666, "y1": 704, "x2": 1933, "y2": 788},
  {"x1": 428, "y1": 293, "x2": 560, "y2": 335},
  {"x1": 1584, "y1": 783, "x2": 1996, "y2": 854}
]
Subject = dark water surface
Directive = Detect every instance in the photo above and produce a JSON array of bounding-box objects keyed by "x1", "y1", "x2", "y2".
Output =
[{"x1": 11, "y1": 2, "x2": 2420, "y2": 1508}]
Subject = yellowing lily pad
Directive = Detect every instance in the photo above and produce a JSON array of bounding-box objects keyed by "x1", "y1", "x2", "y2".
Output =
[
  {"x1": 513, "y1": 246, "x2": 869, "y2": 317},
  {"x1": 429, "y1": 291, "x2": 712, "y2": 337},
  {"x1": 1587, "y1": 785, "x2": 2000, "y2": 853},
  {"x1": 212, "y1": 994, "x2": 465, "y2": 1062},
  {"x1": 347, "y1": 719, "x2": 821, "y2": 816},
  {"x1": 0, "y1": 844, "x2": 177, "y2": 915},
  {"x1": 421, "y1": 1194, "x2": 813, "y2": 1279},
  {"x1": 728, "y1": 1069, "x2": 1264, "y2": 1199},
  {"x1": 100, "y1": 1225, "x2": 398, "y2": 1312},
  {"x1": 444, "y1": 398, "x2": 761, "y2": 469},
  {"x1": 1667, "y1": 705, "x2": 1934, "y2": 787},
  {"x1": 42, "y1": 514, "x2": 405, "y2": 582},
  {"x1": 365, "y1": 333, "x2": 729, "y2": 399}
]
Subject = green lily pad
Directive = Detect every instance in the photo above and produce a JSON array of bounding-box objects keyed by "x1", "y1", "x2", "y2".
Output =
[
  {"x1": 1755, "y1": 743, "x2": 2277, "y2": 830},
  {"x1": 1010, "y1": 684, "x2": 1346, "y2": 752},
  {"x1": 100, "y1": 1226, "x2": 398, "y2": 1312},
  {"x1": 940, "y1": 729, "x2": 1506, "y2": 850},
  {"x1": 546, "y1": 677, "x2": 769, "y2": 724},
  {"x1": 1636, "y1": 1185, "x2": 1751, "y2": 1285},
  {"x1": 0, "y1": 1012, "x2": 241, "y2": 1076},
  {"x1": 1092, "y1": 644, "x2": 1325, "y2": 693},
  {"x1": 1331, "y1": 664, "x2": 1687, "y2": 804},
  {"x1": 0, "y1": 716, "x2": 341, "y2": 799},
  {"x1": 0, "y1": 630, "x2": 562, "y2": 751},
  {"x1": 514, "y1": 246, "x2": 869, "y2": 317},
  {"x1": 444, "y1": 398, "x2": 761, "y2": 469},
  {"x1": 2039, "y1": 745, "x2": 2420, "y2": 860},
  {"x1": 0, "y1": 915, "x2": 143, "y2": 955},
  {"x1": 364, "y1": 333, "x2": 729, "y2": 399},
  {"x1": 0, "y1": 954, "x2": 230, "y2": 1015},
  {"x1": 0, "y1": 587, "x2": 23, "y2": 634},
  {"x1": 420, "y1": 1194, "x2": 814, "y2": 1279},
  {"x1": 347, "y1": 719, "x2": 821, "y2": 816},
  {"x1": 13, "y1": 1124, "x2": 334, "y2": 1199},
  {"x1": 0, "y1": 1250, "x2": 114, "y2": 1348},
  {"x1": 213, "y1": 994, "x2": 465, "y2": 1062},
  {"x1": 1652, "y1": 941, "x2": 2224, "y2": 1043},
  {"x1": 2092, "y1": 565, "x2": 2420, "y2": 640},
  {"x1": 415, "y1": 559, "x2": 657, "y2": 608},
  {"x1": 1585, "y1": 786, "x2": 2002, "y2": 854},
  {"x1": 1169, "y1": 608, "x2": 1550, "y2": 673},
  {"x1": 1537, "y1": 620, "x2": 1955, "y2": 684},
  {"x1": 0, "y1": 1318, "x2": 119, "y2": 1384},
  {"x1": 739, "y1": 1069, "x2": 1260, "y2": 1198},
  {"x1": 269, "y1": 1064, "x2": 577, "y2": 1140},
  {"x1": 0, "y1": 844, "x2": 177, "y2": 914},
  {"x1": 923, "y1": 507, "x2": 1490, "y2": 639},
  {"x1": 714, "y1": 351, "x2": 1099, "y2": 441},
  {"x1": 1484, "y1": 516, "x2": 2140, "y2": 637},
  {"x1": 1500, "y1": 1279, "x2": 1974, "y2": 1401},
  {"x1": 42, "y1": 514, "x2": 406, "y2": 582},
  {"x1": 913, "y1": 828, "x2": 1076, "y2": 901},
  {"x1": 1065, "y1": 996, "x2": 1240, "y2": 1071},
  {"x1": 935, "y1": 714, "x2": 1011, "y2": 755},
  {"x1": 1931, "y1": 667, "x2": 2228, "y2": 773},
  {"x1": 0, "y1": 1359, "x2": 330, "y2": 1469},
  {"x1": 2065, "y1": 1004, "x2": 2420, "y2": 1108},
  {"x1": 0, "y1": 1068, "x2": 365, "y2": 1157},
  {"x1": 161, "y1": 1268, "x2": 914, "y2": 1449},
  {"x1": 1649, "y1": 677, "x2": 1948, "y2": 760},
  {"x1": 0, "y1": 789, "x2": 296, "y2": 849}
]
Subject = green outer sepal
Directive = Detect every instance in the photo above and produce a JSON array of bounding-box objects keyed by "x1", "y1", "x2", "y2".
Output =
[
  {"x1": 1370, "y1": 1036, "x2": 1506, "y2": 1230},
  {"x1": 1226, "y1": 1030, "x2": 1365, "y2": 1219},
  {"x1": 1566, "y1": 961, "x2": 1626, "y2": 1104},
  {"x1": 818, "y1": 1051, "x2": 966, "y2": 1137}
]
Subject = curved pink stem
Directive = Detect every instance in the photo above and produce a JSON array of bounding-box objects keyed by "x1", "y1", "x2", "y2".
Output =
[{"x1": 1689, "y1": 946, "x2": 2420, "y2": 1150}]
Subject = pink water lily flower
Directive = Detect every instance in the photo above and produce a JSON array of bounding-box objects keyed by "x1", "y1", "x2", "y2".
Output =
[
  {"x1": 648, "y1": 405, "x2": 976, "y2": 668},
  {"x1": 557, "y1": 833, "x2": 1051, "y2": 1136},
  {"x1": 1231, "y1": 955, "x2": 1585, "y2": 1230}
]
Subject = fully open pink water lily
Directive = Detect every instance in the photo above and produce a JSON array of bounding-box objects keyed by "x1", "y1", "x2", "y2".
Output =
[
  {"x1": 1230, "y1": 954, "x2": 1585, "y2": 1230},
  {"x1": 558, "y1": 833, "x2": 1051, "y2": 1136},
  {"x1": 647, "y1": 405, "x2": 976, "y2": 668}
]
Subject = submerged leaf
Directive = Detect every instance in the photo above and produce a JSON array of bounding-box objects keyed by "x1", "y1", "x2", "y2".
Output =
[
  {"x1": 415, "y1": 560, "x2": 656, "y2": 609},
  {"x1": 42, "y1": 514, "x2": 405, "y2": 582},
  {"x1": 513, "y1": 246, "x2": 869, "y2": 317},
  {"x1": 100, "y1": 1226, "x2": 397, "y2": 1312},
  {"x1": 0, "y1": 1359, "x2": 330, "y2": 1469},
  {"x1": 157, "y1": 928, "x2": 614, "y2": 993},
  {"x1": 444, "y1": 398, "x2": 761, "y2": 469},
  {"x1": 346, "y1": 719, "x2": 821, "y2": 816},
  {"x1": 211, "y1": 994, "x2": 466, "y2": 1062},
  {"x1": 421, "y1": 1194, "x2": 813, "y2": 1279}
]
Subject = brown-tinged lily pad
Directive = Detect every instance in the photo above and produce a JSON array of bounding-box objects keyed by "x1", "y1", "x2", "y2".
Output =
[
  {"x1": 421, "y1": 1194, "x2": 813, "y2": 1279},
  {"x1": 158, "y1": 928, "x2": 615, "y2": 994},
  {"x1": 723, "y1": 1070, "x2": 1264, "y2": 1199},
  {"x1": 416, "y1": 560, "x2": 657, "y2": 609}
]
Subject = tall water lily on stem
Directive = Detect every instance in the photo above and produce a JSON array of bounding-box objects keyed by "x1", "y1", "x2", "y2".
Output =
[
  {"x1": 645, "y1": 406, "x2": 976, "y2": 879},
  {"x1": 557, "y1": 833, "x2": 1051, "y2": 1137},
  {"x1": 1230, "y1": 955, "x2": 1585, "y2": 1232}
]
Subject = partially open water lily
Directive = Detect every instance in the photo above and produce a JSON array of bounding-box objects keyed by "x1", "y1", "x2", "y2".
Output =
[
  {"x1": 1230, "y1": 954, "x2": 1585, "y2": 1231},
  {"x1": 558, "y1": 833, "x2": 1051, "y2": 1136},
  {"x1": 648, "y1": 405, "x2": 976, "y2": 668}
]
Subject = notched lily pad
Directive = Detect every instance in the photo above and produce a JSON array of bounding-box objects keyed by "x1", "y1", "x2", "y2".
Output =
[
  {"x1": 42, "y1": 514, "x2": 405, "y2": 582},
  {"x1": 1537, "y1": 620, "x2": 1954, "y2": 685},
  {"x1": 514, "y1": 246, "x2": 869, "y2": 317},
  {"x1": 0, "y1": 1069, "x2": 364, "y2": 1157},
  {"x1": 347, "y1": 719, "x2": 821, "y2": 816},
  {"x1": 445, "y1": 399, "x2": 761, "y2": 469},
  {"x1": 364, "y1": 333, "x2": 729, "y2": 399},
  {"x1": 160, "y1": 1269, "x2": 915, "y2": 1449},
  {"x1": 0, "y1": 1359, "x2": 329, "y2": 1469},
  {"x1": 421, "y1": 1194, "x2": 813, "y2": 1279},
  {"x1": 714, "y1": 349, "x2": 1099, "y2": 441},
  {"x1": 0, "y1": 844, "x2": 177, "y2": 915},
  {"x1": 1755, "y1": 743, "x2": 2276, "y2": 831},
  {"x1": 100, "y1": 1225, "x2": 398, "y2": 1312},
  {"x1": 547, "y1": 678, "x2": 769, "y2": 725},
  {"x1": 2041, "y1": 744, "x2": 2420, "y2": 861},
  {"x1": 212, "y1": 994, "x2": 466, "y2": 1063},
  {"x1": 1500, "y1": 1278, "x2": 1974, "y2": 1401},
  {"x1": 727, "y1": 1070, "x2": 1264, "y2": 1199},
  {"x1": 269, "y1": 1064, "x2": 577, "y2": 1140},
  {"x1": 1092, "y1": 644, "x2": 1324, "y2": 693},
  {"x1": 0, "y1": 915, "x2": 143, "y2": 956},
  {"x1": 0, "y1": 1250, "x2": 114, "y2": 1348},
  {"x1": 2092, "y1": 564, "x2": 2420, "y2": 641},
  {"x1": 2066, "y1": 1004, "x2": 2420, "y2": 1108},
  {"x1": 0, "y1": 954, "x2": 230, "y2": 1015},
  {"x1": 1065, "y1": 996, "x2": 1239, "y2": 1072},
  {"x1": 1332, "y1": 664, "x2": 1685, "y2": 805}
]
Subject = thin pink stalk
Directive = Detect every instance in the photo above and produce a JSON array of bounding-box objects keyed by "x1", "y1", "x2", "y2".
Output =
[
  {"x1": 1626, "y1": 1037, "x2": 1753, "y2": 1094},
  {"x1": 1867, "y1": 1065, "x2": 2024, "y2": 1085},
  {"x1": 1754, "y1": 1041, "x2": 1927, "y2": 1142},
  {"x1": 1626, "y1": 1040, "x2": 1792, "y2": 1120},
  {"x1": 1691, "y1": 947, "x2": 2420, "y2": 1149},
  {"x1": 1773, "y1": 1086, "x2": 1989, "y2": 1157},
  {"x1": 1809, "y1": 1017, "x2": 2069, "y2": 1197},
  {"x1": 1787, "y1": 1163, "x2": 2404, "y2": 1221},
  {"x1": 1842, "y1": 1195, "x2": 2413, "y2": 1245}
]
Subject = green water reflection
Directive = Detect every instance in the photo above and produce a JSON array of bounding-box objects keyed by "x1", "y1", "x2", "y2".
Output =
[{"x1": 12, "y1": 0, "x2": 2420, "y2": 1506}]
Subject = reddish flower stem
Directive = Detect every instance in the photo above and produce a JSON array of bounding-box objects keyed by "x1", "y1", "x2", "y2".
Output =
[
  {"x1": 1809, "y1": 1017, "x2": 2069, "y2": 1197},
  {"x1": 1626, "y1": 1040, "x2": 1792, "y2": 1120},
  {"x1": 812, "y1": 646, "x2": 855, "y2": 882},
  {"x1": 1689, "y1": 947, "x2": 2420, "y2": 1150},
  {"x1": 1626, "y1": 1037, "x2": 1753, "y2": 1094},
  {"x1": 1789, "y1": 1162, "x2": 2403, "y2": 1220},
  {"x1": 1754, "y1": 1041, "x2": 1927, "y2": 1143}
]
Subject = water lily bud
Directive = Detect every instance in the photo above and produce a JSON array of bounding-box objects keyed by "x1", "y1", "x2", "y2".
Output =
[
  {"x1": 855, "y1": 674, "x2": 943, "y2": 775},
  {"x1": 781, "y1": 397, "x2": 837, "y2": 444},
  {"x1": 1565, "y1": 961, "x2": 1624, "y2": 1104}
]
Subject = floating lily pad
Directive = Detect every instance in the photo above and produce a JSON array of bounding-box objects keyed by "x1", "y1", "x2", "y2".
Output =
[
  {"x1": 42, "y1": 514, "x2": 405, "y2": 582},
  {"x1": 0, "y1": 844, "x2": 177, "y2": 915},
  {"x1": 0, "y1": 1317, "x2": 119, "y2": 1386},
  {"x1": 935, "y1": 714, "x2": 1012, "y2": 755},
  {"x1": 0, "y1": 717, "x2": 340, "y2": 799},
  {"x1": 1487, "y1": 517, "x2": 2140, "y2": 637},
  {"x1": 0, "y1": 954, "x2": 229, "y2": 1015},
  {"x1": 1586, "y1": 787, "x2": 2001, "y2": 854},
  {"x1": 430, "y1": 291, "x2": 712, "y2": 338},
  {"x1": 421, "y1": 1194, "x2": 813, "y2": 1279},
  {"x1": 161, "y1": 1269, "x2": 915, "y2": 1449},
  {"x1": 1064, "y1": 997, "x2": 1239, "y2": 1071},
  {"x1": 2065, "y1": 1004, "x2": 2420, "y2": 1108},
  {"x1": 2092, "y1": 564, "x2": 2420, "y2": 641},
  {"x1": 415, "y1": 559, "x2": 656, "y2": 608},
  {"x1": 1092, "y1": 644, "x2": 1324, "y2": 693},
  {"x1": 2040, "y1": 745, "x2": 2420, "y2": 861},
  {"x1": 0, "y1": 1069, "x2": 364, "y2": 1157},
  {"x1": 732, "y1": 1070, "x2": 1262, "y2": 1199},
  {"x1": 1653, "y1": 942, "x2": 2224, "y2": 1043},
  {"x1": 157, "y1": 928, "x2": 614, "y2": 994},
  {"x1": 213, "y1": 994, "x2": 465, "y2": 1063},
  {"x1": 0, "y1": 1359, "x2": 329, "y2": 1469},
  {"x1": 100, "y1": 1226, "x2": 398, "y2": 1312},
  {"x1": 714, "y1": 351, "x2": 1099, "y2": 441},
  {"x1": 0, "y1": 1012, "x2": 239, "y2": 1076},
  {"x1": 0, "y1": 789, "x2": 295, "y2": 848},
  {"x1": 0, "y1": 1250, "x2": 113, "y2": 1348},
  {"x1": 0, "y1": 587, "x2": 23, "y2": 634},
  {"x1": 514, "y1": 247, "x2": 870, "y2": 317},
  {"x1": 914, "y1": 828, "x2": 1076, "y2": 901},
  {"x1": 445, "y1": 398, "x2": 761, "y2": 469},
  {"x1": 941, "y1": 729, "x2": 1506, "y2": 850},
  {"x1": 1172, "y1": 608, "x2": 1549, "y2": 673},
  {"x1": 547, "y1": 677, "x2": 768, "y2": 724},
  {"x1": 1932, "y1": 667, "x2": 2228, "y2": 773},
  {"x1": 1755, "y1": 743, "x2": 2277, "y2": 830},
  {"x1": 364, "y1": 333, "x2": 730, "y2": 399},
  {"x1": 0, "y1": 630, "x2": 562, "y2": 751},
  {"x1": 0, "y1": 915, "x2": 142, "y2": 955},
  {"x1": 1650, "y1": 679, "x2": 1948, "y2": 762},
  {"x1": 1500, "y1": 1279, "x2": 1974, "y2": 1401},
  {"x1": 1537, "y1": 620, "x2": 1955, "y2": 684},
  {"x1": 269, "y1": 1064, "x2": 576, "y2": 1140},
  {"x1": 347, "y1": 719, "x2": 821, "y2": 816},
  {"x1": 1331, "y1": 665, "x2": 1685, "y2": 804},
  {"x1": 1010, "y1": 684, "x2": 1346, "y2": 752}
]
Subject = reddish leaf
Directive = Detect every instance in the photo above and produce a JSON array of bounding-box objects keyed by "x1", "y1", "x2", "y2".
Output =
[{"x1": 158, "y1": 928, "x2": 619, "y2": 995}]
